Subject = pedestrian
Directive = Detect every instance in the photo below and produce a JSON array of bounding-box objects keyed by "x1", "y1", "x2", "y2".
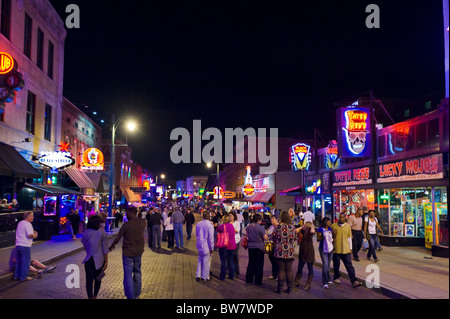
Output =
[
  {"x1": 185, "y1": 208, "x2": 195, "y2": 240},
  {"x1": 171, "y1": 207, "x2": 185, "y2": 248},
  {"x1": 195, "y1": 212, "x2": 215, "y2": 281},
  {"x1": 243, "y1": 210, "x2": 249, "y2": 228},
  {"x1": 109, "y1": 207, "x2": 146, "y2": 299},
  {"x1": 165, "y1": 212, "x2": 175, "y2": 248},
  {"x1": 374, "y1": 209, "x2": 383, "y2": 251},
  {"x1": 272, "y1": 211, "x2": 295, "y2": 294},
  {"x1": 295, "y1": 221, "x2": 315, "y2": 291},
  {"x1": 150, "y1": 207, "x2": 163, "y2": 249},
  {"x1": 316, "y1": 217, "x2": 334, "y2": 288},
  {"x1": 217, "y1": 214, "x2": 237, "y2": 280},
  {"x1": 68, "y1": 209, "x2": 81, "y2": 238},
  {"x1": 145, "y1": 207, "x2": 154, "y2": 248},
  {"x1": 245, "y1": 214, "x2": 268, "y2": 286},
  {"x1": 162, "y1": 207, "x2": 169, "y2": 242},
  {"x1": 14, "y1": 212, "x2": 38, "y2": 281},
  {"x1": 266, "y1": 215, "x2": 279, "y2": 281},
  {"x1": 81, "y1": 215, "x2": 109, "y2": 299},
  {"x1": 364, "y1": 209, "x2": 384, "y2": 262},
  {"x1": 303, "y1": 206, "x2": 315, "y2": 225},
  {"x1": 331, "y1": 213, "x2": 362, "y2": 288},
  {"x1": 348, "y1": 208, "x2": 363, "y2": 261},
  {"x1": 229, "y1": 211, "x2": 241, "y2": 275}
]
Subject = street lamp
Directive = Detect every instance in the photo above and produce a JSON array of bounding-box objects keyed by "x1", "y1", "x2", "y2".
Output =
[
  {"x1": 108, "y1": 114, "x2": 137, "y2": 233},
  {"x1": 206, "y1": 162, "x2": 220, "y2": 200}
]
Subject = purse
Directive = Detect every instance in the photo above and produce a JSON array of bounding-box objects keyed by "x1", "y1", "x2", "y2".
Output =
[
  {"x1": 241, "y1": 236, "x2": 248, "y2": 249},
  {"x1": 264, "y1": 241, "x2": 273, "y2": 254},
  {"x1": 215, "y1": 226, "x2": 229, "y2": 248}
]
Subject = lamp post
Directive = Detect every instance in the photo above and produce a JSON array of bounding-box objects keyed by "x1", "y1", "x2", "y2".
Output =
[
  {"x1": 206, "y1": 162, "x2": 220, "y2": 201},
  {"x1": 107, "y1": 114, "x2": 136, "y2": 233}
]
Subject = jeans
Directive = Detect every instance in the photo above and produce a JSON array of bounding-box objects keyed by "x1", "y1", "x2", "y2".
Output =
[
  {"x1": 147, "y1": 226, "x2": 153, "y2": 247},
  {"x1": 233, "y1": 242, "x2": 240, "y2": 274},
  {"x1": 351, "y1": 230, "x2": 364, "y2": 259},
  {"x1": 186, "y1": 224, "x2": 193, "y2": 240},
  {"x1": 268, "y1": 252, "x2": 279, "y2": 278},
  {"x1": 297, "y1": 260, "x2": 314, "y2": 277},
  {"x1": 174, "y1": 223, "x2": 184, "y2": 248},
  {"x1": 122, "y1": 255, "x2": 142, "y2": 299},
  {"x1": 319, "y1": 248, "x2": 333, "y2": 285},
  {"x1": 276, "y1": 259, "x2": 293, "y2": 288},
  {"x1": 333, "y1": 253, "x2": 357, "y2": 283},
  {"x1": 367, "y1": 234, "x2": 379, "y2": 260},
  {"x1": 245, "y1": 248, "x2": 264, "y2": 285},
  {"x1": 152, "y1": 225, "x2": 161, "y2": 248},
  {"x1": 167, "y1": 229, "x2": 175, "y2": 248},
  {"x1": 196, "y1": 252, "x2": 212, "y2": 280},
  {"x1": 14, "y1": 246, "x2": 31, "y2": 281},
  {"x1": 84, "y1": 256, "x2": 103, "y2": 298},
  {"x1": 219, "y1": 248, "x2": 235, "y2": 280}
]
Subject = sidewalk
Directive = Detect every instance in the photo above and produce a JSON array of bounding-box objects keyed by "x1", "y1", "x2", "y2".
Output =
[
  {"x1": 0, "y1": 224, "x2": 448, "y2": 299},
  {"x1": 0, "y1": 228, "x2": 119, "y2": 285}
]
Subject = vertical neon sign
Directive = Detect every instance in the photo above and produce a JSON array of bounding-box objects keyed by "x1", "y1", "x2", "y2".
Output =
[{"x1": 338, "y1": 107, "x2": 371, "y2": 158}]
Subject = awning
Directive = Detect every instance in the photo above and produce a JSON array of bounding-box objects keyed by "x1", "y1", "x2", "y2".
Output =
[
  {"x1": 64, "y1": 167, "x2": 95, "y2": 189},
  {"x1": 85, "y1": 172, "x2": 109, "y2": 193},
  {"x1": 0, "y1": 142, "x2": 40, "y2": 178},
  {"x1": 279, "y1": 186, "x2": 303, "y2": 196},
  {"x1": 249, "y1": 191, "x2": 275, "y2": 203},
  {"x1": 23, "y1": 183, "x2": 82, "y2": 195},
  {"x1": 120, "y1": 186, "x2": 141, "y2": 203}
]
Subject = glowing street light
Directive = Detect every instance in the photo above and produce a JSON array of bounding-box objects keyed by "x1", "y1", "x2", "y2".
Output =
[{"x1": 127, "y1": 121, "x2": 136, "y2": 132}]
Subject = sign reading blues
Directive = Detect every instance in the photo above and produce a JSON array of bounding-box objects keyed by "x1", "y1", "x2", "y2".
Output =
[{"x1": 337, "y1": 106, "x2": 372, "y2": 158}]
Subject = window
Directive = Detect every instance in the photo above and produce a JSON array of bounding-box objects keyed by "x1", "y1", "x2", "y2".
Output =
[
  {"x1": 66, "y1": 117, "x2": 71, "y2": 123},
  {"x1": 427, "y1": 118, "x2": 440, "y2": 148},
  {"x1": 26, "y1": 91, "x2": 36, "y2": 134},
  {"x1": 1, "y1": 0, "x2": 11, "y2": 39},
  {"x1": 44, "y1": 104, "x2": 52, "y2": 141},
  {"x1": 416, "y1": 122, "x2": 426, "y2": 148},
  {"x1": 47, "y1": 40, "x2": 54, "y2": 79},
  {"x1": 24, "y1": 13, "x2": 33, "y2": 58},
  {"x1": 37, "y1": 28, "x2": 44, "y2": 70},
  {"x1": 75, "y1": 122, "x2": 78, "y2": 129},
  {"x1": 403, "y1": 109, "x2": 410, "y2": 118}
]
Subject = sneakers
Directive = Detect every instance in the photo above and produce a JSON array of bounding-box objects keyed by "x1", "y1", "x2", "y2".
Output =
[
  {"x1": 334, "y1": 278, "x2": 341, "y2": 284},
  {"x1": 323, "y1": 284, "x2": 329, "y2": 289},
  {"x1": 374, "y1": 259, "x2": 380, "y2": 262},
  {"x1": 352, "y1": 281, "x2": 362, "y2": 288}
]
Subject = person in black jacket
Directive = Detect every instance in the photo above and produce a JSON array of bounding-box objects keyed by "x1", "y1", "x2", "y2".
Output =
[
  {"x1": 185, "y1": 208, "x2": 195, "y2": 240},
  {"x1": 145, "y1": 207, "x2": 154, "y2": 248},
  {"x1": 149, "y1": 208, "x2": 163, "y2": 249}
]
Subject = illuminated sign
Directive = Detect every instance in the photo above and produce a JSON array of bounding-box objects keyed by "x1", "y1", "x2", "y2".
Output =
[
  {"x1": 376, "y1": 154, "x2": 444, "y2": 183},
  {"x1": 0, "y1": 52, "x2": 14, "y2": 74},
  {"x1": 333, "y1": 167, "x2": 372, "y2": 186},
  {"x1": 214, "y1": 186, "x2": 223, "y2": 199},
  {"x1": 80, "y1": 148, "x2": 104, "y2": 170},
  {"x1": 290, "y1": 143, "x2": 311, "y2": 171},
  {"x1": 143, "y1": 180, "x2": 150, "y2": 190},
  {"x1": 306, "y1": 180, "x2": 322, "y2": 195},
  {"x1": 325, "y1": 140, "x2": 340, "y2": 169},
  {"x1": 38, "y1": 151, "x2": 75, "y2": 171},
  {"x1": 223, "y1": 191, "x2": 236, "y2": 199},
  {"x1": 242, "y1": 184, "x2": 255, "y2": 197},
  {"x1": 388, "y1": 126, "x2": 410, "y2": 155},
  {"x1": 254, "y1": 177, "x2": 270, "y2": 192},
  {"x1": 337, "y1": 107, "x2": 372, "y2": 158}
]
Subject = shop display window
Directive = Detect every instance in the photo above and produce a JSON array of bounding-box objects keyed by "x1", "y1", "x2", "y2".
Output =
[
  {"x1": 435, "y1": 188, "x2": 448, "y2": 247},
  {"x1": 334, "y1": 189, "x2": 375, "y2": 220}
]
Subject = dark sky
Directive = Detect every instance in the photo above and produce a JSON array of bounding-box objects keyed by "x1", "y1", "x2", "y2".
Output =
[{"x1": 49, "y1": 0, "x2": 445, "y2": 183}]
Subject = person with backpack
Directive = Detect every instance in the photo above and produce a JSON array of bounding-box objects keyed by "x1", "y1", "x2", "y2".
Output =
[{"x1": 364, "y1": 209, "x2": 384, "y2": 262}]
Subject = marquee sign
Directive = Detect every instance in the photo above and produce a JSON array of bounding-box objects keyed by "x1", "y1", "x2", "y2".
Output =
[
  {"x1": 376, "y1": 154, "x2": 444, "y2": 183},
  {"x1": 290, "y1": 143, "x2": 311, "y2": 171},
  {"x1": 333, "y1": 166, "x2": 372, "y2": 187},
  {"x1": 223, "y1": 191, "x2": 236, "y2": 199},
  {"x1": 337, "y1": 107, "x2": 372, "y2": 158},
  {"x1": 80, "y1": 148, "x2": 104, "y2": 170},
  {"x1": 38, "y1": 151, "x2": 75, "y2": 171}
]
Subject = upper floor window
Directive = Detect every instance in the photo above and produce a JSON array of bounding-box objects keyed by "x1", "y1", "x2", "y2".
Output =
[
  {"x1": 37, "y1": 28, "x2": 44, "y2": 70},
  {"x1": 44, "y1": 104, "x2": 52, "y2": 141},
  {"x1": 26, "y1": 91, "x2": 36, "y2": 134},
  {"x1": 47, "y1": 40, "x2": 54, "y2": 79},
  {"x1": 24, "y1": 13, "x2": 33, "y2": 58},
  {"x1": 1, "y1": 0, "x2": 11, "y2": 39}
]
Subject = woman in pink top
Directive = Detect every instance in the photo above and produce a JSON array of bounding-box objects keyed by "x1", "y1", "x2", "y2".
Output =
[{"x1": 217, "y1": 214, "x2": 237, "y2": 280}]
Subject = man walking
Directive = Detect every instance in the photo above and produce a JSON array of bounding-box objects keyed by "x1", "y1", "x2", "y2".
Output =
[
  {"x1": 348, "y1": 208, "x2": 363, "y2": 261},
  {"x1": 331, "y1": 212, "x2": 362, "y2": 288},
  {"x1": 185, "y1": 208, "x2": 195, "y2": 240},
  {"x1": 145, "y1": 207, "x2": 154, "y2": 248},
  {"x1": 195, "y1": 212, "x2": 215, "y2": 281},
  {"x1": 150, "y1": 207, "x2": 163, "y2": 249},
  {"x1": 14, "y1": 212, "x2": 38, "y2": 281},
  {"x1": 109, "y1": 207, "x2": 146, "y2": 299},
  {"x1": 171, "y1": 207, "x2": 185, "y2": 248}
]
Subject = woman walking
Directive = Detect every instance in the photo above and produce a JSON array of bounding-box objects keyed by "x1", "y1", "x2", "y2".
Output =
[
  {"x1": 317, "y1": 217, "x2": 334, "y2": 288},
  {"x1": 267, "y1": 215, "x2": 279, "y2": 280},
  {"x1": 272, "y1": 211, "x2": 295, "y2": 294},
  {"x1": 229, "y1": 211, "x2": 241, "y2": 275},
  {"x1": 81, "y1": 215, "x2": 109, "y2": 299},
  {"x1": 364, "y1": 210, "x2": 384, "y2": 262},
  {"x1": 217, "y1": 214, "x2": 237, "y2": 280},
  {"x1": 245, "y1": 214, "x2": 268, "y2": 286},
  {"x1": 294, "y1": 221, "x2": 315, "y2": 290}
]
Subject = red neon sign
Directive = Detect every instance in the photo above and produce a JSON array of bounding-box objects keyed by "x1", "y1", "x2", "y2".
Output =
[{"x1": 0, "y1": 52, "x2": 14, "y2": 74}]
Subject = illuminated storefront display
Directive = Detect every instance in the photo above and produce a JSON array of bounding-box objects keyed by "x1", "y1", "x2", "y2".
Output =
[
  {"x1": 80, "y1": 148, "x2": 104, "y2": 170},
  {"x1": 290, "y1": 143, "x2": 311, "y2": 171},
  {"x1": 337, "y1": 107, "x2": 372, "y2": 158}
]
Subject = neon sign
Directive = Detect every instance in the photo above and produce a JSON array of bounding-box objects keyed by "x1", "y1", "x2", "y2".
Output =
[
  {"x1": 325, "y1": 140, "x2": 340, "y2": 169},
  {"x1": 290, "y1": 143, "x2": 311, "y2": 171},
  {"x1": 80, "y1": 148, "x2": 104, "y2": 170},
  {"x1": 306, "y1": 180, "x2": 322, "y2": 195},
  {"x1": 0, "y1": 52, "x2": 14, "y2": 74},
  {"x1": 242, "y1": 166, "x2": 256, "y2": 197},
  {"x1": 338, "y1": 107, "x2": 371, "y2": 158},
  {"x1": 38, "y1": 151, "x2": 75, "y2": 171}
]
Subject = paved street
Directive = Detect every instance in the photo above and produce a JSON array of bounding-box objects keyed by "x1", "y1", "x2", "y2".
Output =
[{"x1": 0, "y1": 224, "x2": 387, "y2": 300}]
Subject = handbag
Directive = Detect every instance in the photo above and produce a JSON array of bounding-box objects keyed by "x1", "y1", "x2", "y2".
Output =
[
  {"x1": 216, "y1": 226, "x2": 229, "y2": 248},
  {"x1": 362, "y1": 238, "x2": 369, "y2": 251},
  {"x1": 264, "y1": 241, "x2": 273, "y2": 254},
  {"x1": 241, "y1": 236, "x2": 248, "y2": 249}
]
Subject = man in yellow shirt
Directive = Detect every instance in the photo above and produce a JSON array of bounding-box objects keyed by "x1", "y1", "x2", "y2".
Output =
[{"x1": 331, "y1": 213, "x2": 362, "y2": 288}]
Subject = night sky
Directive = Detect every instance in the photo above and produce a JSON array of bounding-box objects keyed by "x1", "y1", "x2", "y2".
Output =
[{"x1": 48, "y1": 0, "x2": 445, "y2": 184}]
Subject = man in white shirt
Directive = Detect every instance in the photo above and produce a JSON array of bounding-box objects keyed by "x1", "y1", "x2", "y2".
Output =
[
  {"x1": 14, "y1": 212, "x2": 38, "y2": 281},
  {"x1": 303, "y1": 207, "x2": 315, "y2": 224}
]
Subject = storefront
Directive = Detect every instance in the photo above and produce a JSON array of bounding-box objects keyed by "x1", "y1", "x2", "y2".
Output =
[
  {"x1": 375, "y1": 153, "x2": 448, "y2": 255},
  {"x1": 332, "y1": 165, "x2": 376, "y2": 221},
  {"x1": 305, "y1": 173, "x2": 333, "y2": 222}
]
